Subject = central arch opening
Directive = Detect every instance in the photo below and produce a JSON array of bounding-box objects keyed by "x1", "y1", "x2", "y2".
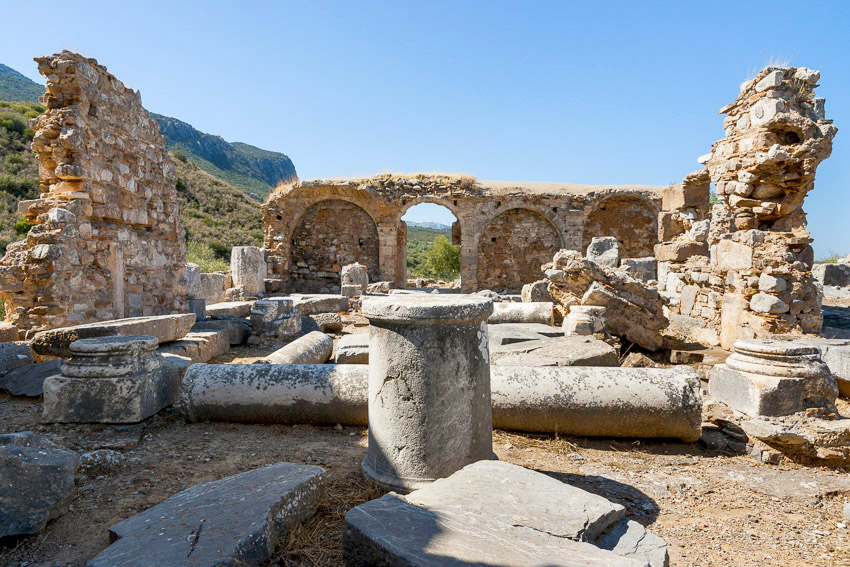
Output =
[{"x1": 400, "y1": 203, "x2": 460, "y2": 288}]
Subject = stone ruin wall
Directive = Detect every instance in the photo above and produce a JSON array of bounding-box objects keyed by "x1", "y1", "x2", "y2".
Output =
[
  {"x1": 262, "y1": 176, "x2": 663, "y2": 294},
  {"x1": 0, "y1": 51, "x2": 187, "y2": 337},
  {"x1": 657, "y1": 66, "x2": 837, "y2": 348}
]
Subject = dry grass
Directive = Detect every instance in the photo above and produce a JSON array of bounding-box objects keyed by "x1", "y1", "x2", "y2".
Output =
[
  {"x1": 274, "y1": 471, "x2": 386, "y2": 567},
  {"x1": 271, "y1": 171, "x2": 478, "y2": 196}
]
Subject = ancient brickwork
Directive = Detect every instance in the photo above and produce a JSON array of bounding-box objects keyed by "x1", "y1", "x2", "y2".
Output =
[
  {"x1": 581, "y1": 195, "x2": 659, "y2": 258},
  {"x1": 478, "y1": 208, "x2": 562, "y2": 292},
  {"x1": 263, "y1": 175, "x2": 662, "y2": 293},
  {"x1": 658, "y1": 67, "x2": 837, "y2": 348},
  {"x1": 0, "y1": 51, "x2": 187, "y2": 337},
  {"x1": 290, "y1": 200, "x2": 380, "y2": 293}
]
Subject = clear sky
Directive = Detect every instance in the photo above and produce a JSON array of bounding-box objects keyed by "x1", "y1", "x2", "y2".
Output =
[{"x1": 2, "y1": 1, "x2": 848, "y2": 255}]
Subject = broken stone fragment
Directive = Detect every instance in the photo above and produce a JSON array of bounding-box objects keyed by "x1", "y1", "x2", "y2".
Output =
[
  {"x1": 230, "y1": 246, "x2": 266, "y2": 296},
  {"x1": 89, "y1": 463, "x2": 326, "y2": 567},
  {"x1": 586, "y1": 236, "x2": 620, "y2": 268},
  {"x1": 490, "y1": 335, "x2": 618, "y2": 367},
  {"x1": 488, "y1": 301, "x2": 554, "y2": 325},
  {"x1": 0, "y1": 432, "x2": 77, "y2": 537},
  {"x1": 335, "y1": 333, "x2": 369, "y2": 364},
  {"x1": 749, "y1": 292, "x2": 789, "y2": 314},
  {"x1": 0, "y1": 342, "x2": 34, "y2": 377},
  {"x1": 344, "y1": 460, "x2": 664, "y2": 567}
]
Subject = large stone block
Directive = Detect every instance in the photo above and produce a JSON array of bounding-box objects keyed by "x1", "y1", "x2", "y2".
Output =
[
  {"x1": 0, "y1": 359, "x2": 63, "y2": 397},
  {"x1": 43, "y1": 336, "x2": 180, "y2": 423},
  {"x1": 586, "y1": 236, "x2": 620, "y2": 268},
  {"x1": 344, "y1": 460, "x2": 662, "y2": 567},
  {"x1": 521, "y1": 279, "x2": 553, "y2": 303},
  {"x1": 0, "y1": 342, "x2": 33, "y2": 377},
  {"x1": 488, "y1": 301, "x2": 554, "y2": 325},
  {"x1": 490, "y1": 335, "x2": 618, "y2": 367},
  {"x1": 712, "y1": 239, "x2": 753, "y2": 270},
  {"x1": 89, "y1": 463, "x2": 326, "y2": 567},
  {"x1": 191, "y1": 317, "x2": 251, "y2": 346},
  {"x1": 0, "y1": 432, "x2": 77, "y2": 536},
  {"x1": 620, "y1": 257, "x2": 657, "y2": 283},
  {"x1": 709, "y1": 339, "x2": 838, "y2": 417},
  {"x1": 250, "y1": 298, "x2": 301, "y2": 337},
  {"x1": 199, "y1": 271, "x2": 228, "y2": 304},
  {"x1": 291, "y1": 294, "x2": 349, "y2": 315},
  {"x1": 813, "y1": 263, "x2": 850, "y2": 288},
  {"x1": 30, "y1": 314, "x2": 196, "y2": 357},
  {"x1": 653, "y1": 240, "x2": 708, "y2": 262},
  {"x1": 231, "y1": 246, "x2": 266, "y2": 296},
  {"x1": 335, "y1": 333, "x2": 369, "y2": 364},
  {"x1": 206, "y1": 300, "x2": 254, "y2": 318},
  {"x1": 582, "y1": 282, "x2": 666, "y2": 351}
]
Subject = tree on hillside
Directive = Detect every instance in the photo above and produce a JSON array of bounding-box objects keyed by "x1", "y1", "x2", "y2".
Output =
[{"x1": 425, "y1": 235, "x2": 460, "y2": 280}]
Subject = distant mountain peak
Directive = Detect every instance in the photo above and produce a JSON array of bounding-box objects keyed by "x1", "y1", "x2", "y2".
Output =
[
  {"x1": 0, "y1": 63, "x2": 44, "y2": 103},
  {"x1": 406, "y1": 221, "x2": 451, "y2": 229}
]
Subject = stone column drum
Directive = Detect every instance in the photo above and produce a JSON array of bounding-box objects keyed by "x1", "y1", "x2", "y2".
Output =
[{"x1": 361, "y1": 296, "x2": 494, "y2": 492}]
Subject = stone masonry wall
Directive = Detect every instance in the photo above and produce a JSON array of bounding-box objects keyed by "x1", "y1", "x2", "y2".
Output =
[
  {"x1": 290, "y1": 199, "x2": 380, "y2": 293},
  {"x1": 263, "y1": 174, "x2": 663, "y2": 293},
  {"x1": 478, "y1": 208, "x2": 562, "y2": 292},
  {"x1": 657, "y1": 66, "x2": 836, "y2": 348},
  {"x1": 0, "y1": 51, "x2": 187, "y2": 337}
]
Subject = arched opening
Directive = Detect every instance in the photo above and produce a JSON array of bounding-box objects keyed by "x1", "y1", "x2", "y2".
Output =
[
  {"x1": 400, "y1": 202, "x2": 460, "y2": 288},
  {"x1": 478, "y1": 208, "x2": 562, "y2": 293},
  {"x1": 289, "y1": 199, "x2": 379, "y2": 293},
  {"x1": 582, "y1": 196, "x2": 658, "y2": 258}
]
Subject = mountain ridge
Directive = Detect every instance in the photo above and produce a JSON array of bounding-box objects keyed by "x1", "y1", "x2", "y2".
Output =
[{"x1": 0, "y1": 62, "x2": 296, "y2": 197}]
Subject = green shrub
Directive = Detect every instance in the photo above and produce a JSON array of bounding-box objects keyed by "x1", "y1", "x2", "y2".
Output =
[
  {"x1": 14, "y1": 218, "x2": 33, "y2": 235},
  {"x1": 425, "y1": 235, "x2": 460, "y2": 280},
  {"x1": 173, "y1": 150, "x2": 188, "y2": 163},
  {"x1": 187, "y1": 241, "x2": 229, "y2": 273}
]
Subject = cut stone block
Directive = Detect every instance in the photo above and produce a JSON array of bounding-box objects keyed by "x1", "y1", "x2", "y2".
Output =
[
  {"x1": 587, "y1": 236, "x2": 620, "y2": 268},
  {"x1": 251, "y1": 298, "x2": 301, "y2": 338},
  {"x1": 521, "y1": 279, "x2": 553, "y2": 303},
  {"x1": 564, "y1": 305, "x2": 606, "y2": 336},
  {"x1": 709, "y1": 339, "x2": 838, "y2": 417},
  {"x1": 158, "y1": 330, "x2": 230, "y2": 364},
  {"x1": 491, "y1": 335, "x2": 619, "y2": 367},
  {"x1": 30, "y1": 314, "x2": 196, "y2": 357},
  {"x1": 0, "y1": 321, "x2": 19, "y2": 342},
  {"x1": 0, "y1": 358, "x2": 63, "y2": 397},
  {"x1": 192, "y1": 317, "x2": 251, "y2": 346},
  {"x1": 487, "y1": 323, "x2": 551, "y2": 346},
  {"x1": 597, "y1": 519, "x2": 670, "y2": 567},
  {"x1": 206, "y1": 300, "x2": 254, "y2": 319},
  {"x1": 187, "y1": 298, "x2": 206, "y2": 321},
  {"x1": 258, "y1": 331, "x2": 333, "y2": 364},
  {"x1": 301, "y1": 312, "x2": 343, "y2": 333},
  {"x1": 89, "y1": 462, "x2": 326, "y2": 567},
  {"x1": 488, "y1": 301, "x2": 554, "y2": 325},
  {"x1": 199, "y1": 272, "x2": 228, "y2": 304},
  {"x1": 582, "y1": 282, "x2": 665, "y2": 351},
  {"x1": 341, "y1": 262, "x2": 369, "y2": 292},
  {"x1": 185, "y1": 263, "x2": 201, "y2": 298},
  {"x1": 620, "y1": 257, "x2": 657, "y2": 283},
  {"x1": 0, "y1": 342, "x2": 33, "y2": 376},
  {"x1": 231, "y1": 246, "x2": 266, "y2": 296},
  {"x1": 43, "y1": 336, "x2": 181, "y2": 423},
  {"x1": 813, "y1": 263, "x2": 850, "y2": 288},
  {"x1": 335, "y1": 333, "x2": 369, "y2": 364},
  {"x1": 343, "y1": 460, "x2": 654, "y2": 567},
  {"x1": 0, "y1": 432, "x2": 77, "y2": 537},
  {"x1": 793, "y1": 338, "x2": 850, "y2": 397},
  {"x1": 291, "y1": 294, "x2": 349, "y2": 315}
]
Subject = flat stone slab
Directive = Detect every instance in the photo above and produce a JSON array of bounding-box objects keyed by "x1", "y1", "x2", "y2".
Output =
[
  {"x1": 0, "y1": 342, "x2": 33, "y2": 377},
  {"x1": 488, "y1": 301, "x2": 554, "y2": 325},
  {"x1": 290, "y1": 294, "x2": 349, "y2": 315},
  {"x1": 0, "y1": 358, "x2": 63, "y2": 397},
  {"x1": 30, "y1": 314, "x2": 196, "y2": 357},
  {"x1": 301, "y1": 312, "x2": 343, "y2": 333},
  {"x1": 344, "y1": 460, "x2": 656, "y2": 566},
  {"x1": 336, "y1": 333, "x2": 369, "y2": 364},
  {"x1": 157, "y1": 330, "x2": 230, "y2": 364},
  {"x1": 206, "y1": 301, "x2": 254, "y2": 319},
  {"x1": 192, "y1": 318, "x2": 251, "y2": 345},
  {"x1": 0, "y1": 432, "x2": 77, "y2": 536},
  {"x1": 491, "y1": 335, "x2": 619, "y2": 367},
  {"x1": 487, "y1": 323, "x2": 552, "y2": 346},
  {"x1": 89, "y1": 462, "x2": 326, "y2": 567}
]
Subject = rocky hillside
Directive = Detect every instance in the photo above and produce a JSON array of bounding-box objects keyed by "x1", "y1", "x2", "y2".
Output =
[
  {"x1": 152, "y1": 114, "x2": 297, "y2": 197},
  {"x1": 0, "y1": 100, "x2": 262, "y2": 264},
  {"x1": 0, "y1": 62, "x2": 296, "y2": 198},
  {"x1": 0, "y1": 64, "x2": 43, "y2": 103}
]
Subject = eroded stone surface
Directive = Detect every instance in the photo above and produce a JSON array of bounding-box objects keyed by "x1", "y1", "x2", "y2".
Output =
[
  {"x1": 335, "y1": 333, "x2": 369, "y2": 364},
  {"x1": 490, "y1": 335, "x2": 618, "y2": 367},
  {"x1": 0, "y1": 432, "x2": 77, "y2": 537},
  {"x1": 258, "y1": 331, "x2": 333, "y2": 364},
  {"x1": 89, "y1": 463, "x2": 326, "y2": 567}
]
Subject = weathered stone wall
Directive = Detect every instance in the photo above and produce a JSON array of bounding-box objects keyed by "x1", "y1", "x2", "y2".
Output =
[
  {"x1": 478, "y1": 208, "x2": 562, "y2": 292},
  {"x1": 290, "y1": 199, "x2": 380, "y2": 293},
  {"x1": 657, "y1": 66, "x2": 836, "y2": 348},
  {"x1": 263, "y1": 175, "x2": 663, "y2": 293},
  {"x1": 581, "y1": 195, "x2": 659, "y2": 258},
  {"x1": 0, "y1": 51, "x2": 187, "y2": 337}
]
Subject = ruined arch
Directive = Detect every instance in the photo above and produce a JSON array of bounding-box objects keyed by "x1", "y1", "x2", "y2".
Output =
[
  {"x1": 582, "y1": 195, "x2": 658, "y2": 258},
  {"x1": 477, "y1": 208, "x2": 563, "y2": 293},
  {"x1": 290, "y1": 199, "x2": 379, "y2": 293}
]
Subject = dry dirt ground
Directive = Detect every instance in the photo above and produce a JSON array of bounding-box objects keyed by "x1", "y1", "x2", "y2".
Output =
[{"x1": 2, "y1": 322, "x2": 850, "y2": 566}]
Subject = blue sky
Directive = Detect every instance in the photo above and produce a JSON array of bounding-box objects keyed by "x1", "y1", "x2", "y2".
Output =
[{"x1": 2, "y1": 1, "x2": 848, "y2": 255}]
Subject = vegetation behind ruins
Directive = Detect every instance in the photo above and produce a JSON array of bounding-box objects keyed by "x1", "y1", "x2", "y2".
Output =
[
  {"x1": 0, "y1": 101, "x2": 41, "y2": 253},
  {"x1": 406, "y1": 225, "x2": 460, "y2": 280},
  {"x1": 0, "y1": 64, "x2": 44, "y2": 103}
]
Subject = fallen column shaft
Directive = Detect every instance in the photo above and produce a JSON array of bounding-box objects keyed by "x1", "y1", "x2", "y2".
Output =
[
  {"x1": 257, "y1": 331, "x2": 332, "y2": 364},
  {"x1": 178, "y1": 364, "x2": 368, "y2": 425},
  {"x1": 179, "y1": 363, "x2": 701, "y2": 441},
  {"x1": 491, "y1": 366, "x2": 702, "y2": 442}
]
